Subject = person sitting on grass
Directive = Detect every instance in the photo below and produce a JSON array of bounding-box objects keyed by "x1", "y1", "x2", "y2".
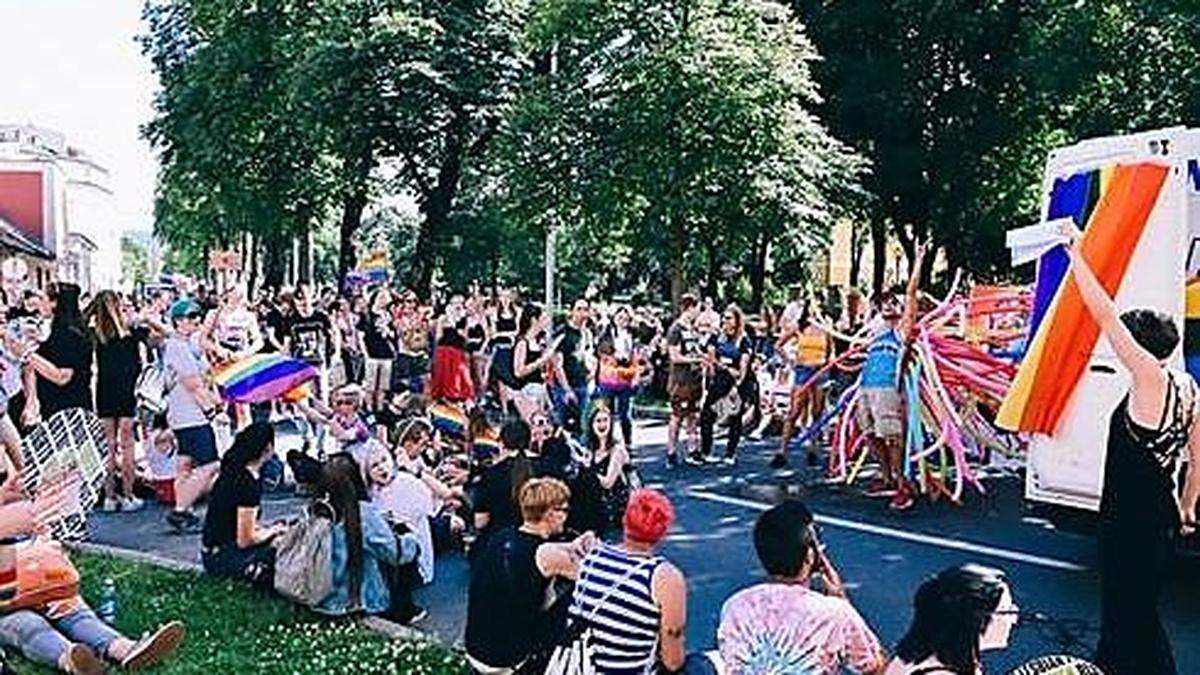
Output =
[
  {"x1": 464, "y1": 477, "x2": 595, "y2": 674},
  {"x1": 200, "y1": 422, "x2": 285, "y2": 588},
  {"x1": 0, "y1": 484, "x2": 185, "y2": 674},
  {"x1": 718, "y1": 500, "x2": 885, "y2": 675},
  {"x1": 315, "y1": 454, "x2": 423, "y2": 623}
]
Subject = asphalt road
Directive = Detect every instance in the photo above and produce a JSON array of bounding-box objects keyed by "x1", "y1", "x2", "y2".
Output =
[{"x1": 88, "y1": 419, "x2": 1200, "y2": 673}]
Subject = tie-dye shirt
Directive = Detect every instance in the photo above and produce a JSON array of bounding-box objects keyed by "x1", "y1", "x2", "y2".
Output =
[{"x1": 718, "y1": 583, "x2": 883, "y2": 675}]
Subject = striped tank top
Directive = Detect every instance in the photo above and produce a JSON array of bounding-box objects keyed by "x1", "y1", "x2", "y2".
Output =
[{"x1": 569, "y1": 543, "x2": 663, "y2": 674}]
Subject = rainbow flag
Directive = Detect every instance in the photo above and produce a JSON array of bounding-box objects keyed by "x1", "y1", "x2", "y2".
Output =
[
  {"x1": 430, "y1": 402, "x2": 468, "y2": 438},
  {"x1": 997, "y1": 162, "x2": 1168, "y2": 434},
  {"x1": 212, "y1": 354, "x2": 318, "y2": 403}
]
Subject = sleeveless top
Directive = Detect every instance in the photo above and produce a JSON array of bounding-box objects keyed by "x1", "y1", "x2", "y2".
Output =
[
  {"x1": 570, "y1": 543, "x2": 664, "y2": 674},
  {"x1": 466, "y1": 322, "x2": 487, "y2": 353},
  {"x1": 1102, "y1": 370, "x2": 1198, "y2": 530},
  {"x1": 492, "y1": 309, "x2": 518, "y2": 347},
  {"x1": 464, "y1": 528, "x2": 551, "y2": 668},
  {"x1": 793, "y1": 331, "x2": 829, "y2": 368},
  {"x1": 860, "y1": 327, "x2": 902, "y2": 389},
  {"x1": 518, "y1": 337, "x2": 544, "y2": 386}
]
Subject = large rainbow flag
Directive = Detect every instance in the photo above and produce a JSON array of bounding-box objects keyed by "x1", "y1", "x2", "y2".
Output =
[
  {"x1": 997, "y1": 162, "x2": 1169, "y2": 434},
  {"x1": 212, "y1": 354, "x2": 319, "y2": 403}
]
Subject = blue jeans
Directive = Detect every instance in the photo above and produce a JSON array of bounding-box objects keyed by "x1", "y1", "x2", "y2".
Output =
[
  {"x1": 0, "y1": 603, "x2": 119, "y2": 668},
  {"x1": 551, "y1": 383, "x2": 591, "y2": 438},
  {"x1": 608, "y1": 389, "x2": 634, "y2": 447}
]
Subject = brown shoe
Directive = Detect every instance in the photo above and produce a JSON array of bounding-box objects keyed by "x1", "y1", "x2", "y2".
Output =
[
  {"x1": 120, "y1": 621, "x2": 185, "y2": 670},
  {"x1": 66, "y1": 644, "x2": 106, "y2": 675}
]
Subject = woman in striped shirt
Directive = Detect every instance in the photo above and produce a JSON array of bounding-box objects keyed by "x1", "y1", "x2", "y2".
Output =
[{"x1": 568, "y1": 489, "x2": 687, "y2": 674}]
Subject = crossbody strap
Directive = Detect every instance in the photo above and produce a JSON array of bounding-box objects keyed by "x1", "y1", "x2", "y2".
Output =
[{"x1": 578, "y1": 552, "x2": 658, "y2": 625}]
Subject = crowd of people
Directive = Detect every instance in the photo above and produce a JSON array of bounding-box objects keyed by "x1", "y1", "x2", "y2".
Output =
[{"x1": 0, "y1": 252, "x2": 1178, "y2": 674}]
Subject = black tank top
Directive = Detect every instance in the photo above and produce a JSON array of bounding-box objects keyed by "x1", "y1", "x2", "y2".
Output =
[
  {"x1": 464, "y1": 529, "x2": 550, "y2": 667},
  {"x1": 1102, "y1": 372, "x2": 1196, "y2": 530},
  {"x1": 466, "y1": 322, "x2": 486, "y2": 352},
  {"x1": 519, "y1": 337, "x2": 544, "y2": 386}
]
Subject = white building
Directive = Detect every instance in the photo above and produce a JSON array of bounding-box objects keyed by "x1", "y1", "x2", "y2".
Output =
[{"x1": 0, "y1": 123, "x2": 122, "y2": 291}]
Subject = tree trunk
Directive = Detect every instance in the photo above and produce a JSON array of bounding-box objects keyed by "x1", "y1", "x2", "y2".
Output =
[
  {"x1": 297, "y1": 229, "x2": 312, "y2": 285},
  {"x1": 871, "y1": 220, "x2": 887, "y2": 298},
  {"x1": 247, "y1": 233, "x2": 258, "y2": 298},
  {"x1": 749, "y1": 232, "x2": 769, "y2": 311},
  {"x1": 338, "y1": 192, "x2": 366, "y2": 290},
  {"x1": 669, "y1": 210, "x2": 686, "y2": 309},
  {"x1": 264, "y1": 233, "x2": 286, "y2": 289},
  {"x1": 412, "y1": 111, "x2": 468, "y2": 296},
  {"x1": 849, "y1": 221, "x2": 863, "y2": 288},
  {"x1": 704, "y1": 241, "x2": 719, "y2": 299}
]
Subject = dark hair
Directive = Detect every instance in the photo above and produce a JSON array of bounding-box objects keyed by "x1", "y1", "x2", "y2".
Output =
[
  {"x1": 753, "y1": 501, "x2": 815, "y2": 578},
  {"x1": 321, "y1": 454, "x2": 366, "y2": 605},
  {"x1": 1120, "y1": 309, "x2": 1178, "y2": 360},
  {"x1": 588, "y1": 402, "x2": 616, "y2": 455},
  {"x1": 220, "y1": 422, "x2": 275, "y2": 472},
  {"x1": 501, "y1": 419, "x2": 533, "y2": 505},
  {"x1": 679, "y1": 294, "x2": 698, "y2": 312},
  {"x1": 895, "y1": 565, "x2": 1008, "y2": 673},
  {"x1": 518, "y1": 304, "x2": 543, "y2": 338},
  {"x1": 48, "y1": 282, "x2": 84, "y2": 335},
  {"x1": 87, "y1": 289, "x2": 128, "y2": 345}
]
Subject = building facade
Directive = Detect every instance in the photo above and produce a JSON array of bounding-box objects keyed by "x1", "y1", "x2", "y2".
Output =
[{"x1": 0, "y1": 123, "x2": 122, "y2": 291}]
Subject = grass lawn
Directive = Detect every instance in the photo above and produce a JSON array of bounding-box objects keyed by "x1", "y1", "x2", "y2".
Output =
[{"x1": 11, "y1": 553, "x2": 464, "y2": 674}]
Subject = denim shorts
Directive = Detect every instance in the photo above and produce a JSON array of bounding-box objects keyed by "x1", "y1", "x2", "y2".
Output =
[{"x1": 175, "y1": 425, "x2": 218, "y2": 465}]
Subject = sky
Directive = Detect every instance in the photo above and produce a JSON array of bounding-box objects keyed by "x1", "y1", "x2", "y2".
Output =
[{"x1": 0, "y1": 0, "x2": 158, "y2": 232}]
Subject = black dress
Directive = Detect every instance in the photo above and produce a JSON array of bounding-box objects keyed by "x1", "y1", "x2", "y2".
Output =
[
  {"x1": 36, "y1": 321, "x2": 93, "y2": 418},
  {"x1": 1095, "y1": 372, "x2": 1196, "y2": 675},
  {"x1": 95, "y1": 330, "x2": 143, "y2": 418}
]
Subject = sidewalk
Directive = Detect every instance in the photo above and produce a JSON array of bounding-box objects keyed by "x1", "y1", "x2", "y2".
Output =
[{"x1": 85, "y1": 493, "x2": 471, "y2": 646}]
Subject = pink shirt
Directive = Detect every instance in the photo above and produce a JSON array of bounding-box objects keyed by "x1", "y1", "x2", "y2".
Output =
[{"x1": 718, "y1": 583, "x2": 883, "y2": 675}]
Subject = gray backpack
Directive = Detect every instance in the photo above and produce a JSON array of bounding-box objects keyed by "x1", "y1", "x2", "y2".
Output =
[{"x1": 273, "y1": 501, "x2": 334, "y2": 607}]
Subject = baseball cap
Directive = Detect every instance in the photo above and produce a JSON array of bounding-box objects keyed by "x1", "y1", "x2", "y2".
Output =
[{"x1": 169, "y1": 298, "x2": 204, "y2": 321}]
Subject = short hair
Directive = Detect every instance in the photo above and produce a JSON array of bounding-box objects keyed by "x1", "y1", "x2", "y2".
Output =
[
  {"x1": 753, "y1": 501, "x2": 815, "y2": 577},
  {"x1": 519, "y1": 477, "x2": 570, "y2": 522},
  {"x1": 501, "y1": 419, "x2": 531, "y2": 452},
  {"x1": 623, "y1": 489, "x2": 674, "y2": 544},
  {"x1": 1120, "y1": 309, "x2": 1178, "y2": 360},
  {"x1": 678, "y1": 294, "x2": 698, "y2": 312}
]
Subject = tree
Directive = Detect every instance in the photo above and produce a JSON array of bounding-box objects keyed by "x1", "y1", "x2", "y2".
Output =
[
  {"x1": 480, "y1": 0, "x2": 865, "y2": 307},
  {"x1": 120, "y1": 233, "x2": 151, "y2": 288}
]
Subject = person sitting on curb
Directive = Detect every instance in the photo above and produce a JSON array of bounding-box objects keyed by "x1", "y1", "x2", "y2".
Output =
[
  {"x1": 465, "y1": 478, "x2": 595, "y2": 674},
  {"x1": 718, "y1": 500, "x2": 886, "y2": 674}
]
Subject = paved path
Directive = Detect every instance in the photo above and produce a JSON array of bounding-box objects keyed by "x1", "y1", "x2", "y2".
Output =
[{"x1": 87, "y1": 420, "x2": 1200, "y2": 672}]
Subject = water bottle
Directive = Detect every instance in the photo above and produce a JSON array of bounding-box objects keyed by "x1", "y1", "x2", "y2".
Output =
[{"x1": 97, "y1": 578, "x2": 118, "y2": 625}]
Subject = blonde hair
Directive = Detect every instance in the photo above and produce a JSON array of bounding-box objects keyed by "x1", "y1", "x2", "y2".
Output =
[{"x1": 519, "y1": 477, "x2": 571, "y2": 523}]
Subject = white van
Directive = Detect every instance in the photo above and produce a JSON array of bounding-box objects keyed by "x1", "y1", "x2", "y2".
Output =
[{"x1": 1024, "y1": 126, "x2": 1200, "y2": 511}]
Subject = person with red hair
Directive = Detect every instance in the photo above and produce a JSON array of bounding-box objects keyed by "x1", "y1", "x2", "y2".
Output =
[{"x1": 568, "y1": 489, "x2": 688, "y2": 673}]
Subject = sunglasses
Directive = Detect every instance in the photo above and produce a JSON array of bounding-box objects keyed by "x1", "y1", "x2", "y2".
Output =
[{"x1": 532, "y1": 418, "x2": 550, "y2": 427}]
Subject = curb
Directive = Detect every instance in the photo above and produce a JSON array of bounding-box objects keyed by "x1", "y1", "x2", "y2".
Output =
[{"x1": 65, "y1": 541, "x2": 438, "y2": 646}]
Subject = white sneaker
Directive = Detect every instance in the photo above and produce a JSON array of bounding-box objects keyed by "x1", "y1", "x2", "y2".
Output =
[
  {"x1": 120, "y1": 496, "x2": 145, "y2": 512},
  {"x1": 100, "y1": 498, "x2": 121, "y2": 513}
]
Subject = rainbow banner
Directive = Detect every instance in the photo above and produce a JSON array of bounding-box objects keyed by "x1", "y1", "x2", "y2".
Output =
[
  {"x1": 212, "y1": 354, "x2": 318, "y2": 403},
  {"x1": 430, "y1": 402, "x2": 468, "y2": 439},
  {"x1": 997, "y1": 162, "x2": 1168, "y2": 434}
]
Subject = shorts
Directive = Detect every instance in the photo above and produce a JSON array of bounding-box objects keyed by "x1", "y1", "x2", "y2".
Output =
[
  {"x1": 174, "y1": 424, "x2": 218, "y2": 466},
  {"x1": 793, "y1": 365, "x2": 818, "y2": 387},
  {"x1": 668, "y1": 369, "x2": 702, "y2": 414},
  {"x1": 855, "y1": 388, "x2": 903, "y2": 440},
  {"x1": 365, "y1": 358, "x2": 393, "y2": 395}
]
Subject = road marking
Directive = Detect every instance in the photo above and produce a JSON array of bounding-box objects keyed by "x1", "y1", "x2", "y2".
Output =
[{"x1": 685, "y1": 489, "x2": 1087, "y2": 572}]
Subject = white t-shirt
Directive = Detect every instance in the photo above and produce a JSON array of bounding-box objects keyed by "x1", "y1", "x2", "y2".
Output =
[{"x1": 372, "y1": 473, "x2": 437, "y2": 584}]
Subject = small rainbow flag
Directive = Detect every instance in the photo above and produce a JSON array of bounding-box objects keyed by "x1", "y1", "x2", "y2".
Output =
[
  {"x1": 212, "y1": 354, "x2": 319, "y2": 403},
  {"x1": 430, "y1": 402, "x2": 468, "y2": 439},
  {"x1": 472, "y1": 433, "x2": 501, "y2": 460}
]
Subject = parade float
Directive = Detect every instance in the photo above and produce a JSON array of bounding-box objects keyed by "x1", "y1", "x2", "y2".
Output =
[{"x1": 1002, "y1": 126, "x2": 1200, "y2": 512}]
